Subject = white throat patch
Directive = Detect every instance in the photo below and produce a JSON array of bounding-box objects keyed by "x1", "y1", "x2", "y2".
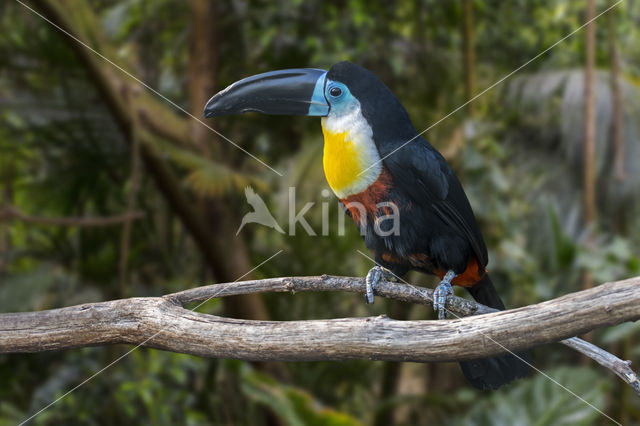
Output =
[{"x1": 321, "y1": 103, "x2": 382, "y2": 198}]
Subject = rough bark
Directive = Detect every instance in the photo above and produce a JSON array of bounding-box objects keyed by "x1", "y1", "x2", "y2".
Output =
[{"x1": 1, "y1": 275, "x2": 639, "y2": 393}]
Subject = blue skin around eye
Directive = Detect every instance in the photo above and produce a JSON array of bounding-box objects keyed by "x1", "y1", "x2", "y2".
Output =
[
  {"x1": 308, "y1": 72, "x2": 329, "y2": 116},
  {"x1": 307, "y1": 76, "x2": 358, "y2": 117},
  {"x1": 323, "y1": 81, "x2": 357, "y2": 115}
]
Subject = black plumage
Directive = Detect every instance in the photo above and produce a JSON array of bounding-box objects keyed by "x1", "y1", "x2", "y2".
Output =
[
  {"x1": 328, "y1": 62, "x2": 485, "y2": 276},
  {"x1": 328, "y1": 61, "x2": 530, "y2": 389}
]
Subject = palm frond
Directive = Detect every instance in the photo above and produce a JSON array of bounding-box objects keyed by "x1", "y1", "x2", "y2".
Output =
[
  {"x1": 505, "y1": 69, "x2": 640, "y2": 210},
  {"x1": 165, "y1": 144, "x2": 269, "y2": 197}
]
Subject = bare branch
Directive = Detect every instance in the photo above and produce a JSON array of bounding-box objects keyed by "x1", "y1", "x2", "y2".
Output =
[
  {"x1": 167, "y1": 275, "x2": 493, "y2": 315},
  {"x1": 562, "y1": 335, "x2": 640, "y2": 394},
  {"x1": 1, "y1": 275, "x2": 639, "y2": 394},
  {"x1": 166, "y1": 275, "x2": 640, "y2": 394},
  {"x1": 0, "y1": 205, "x2": 144, "y2": 227}
]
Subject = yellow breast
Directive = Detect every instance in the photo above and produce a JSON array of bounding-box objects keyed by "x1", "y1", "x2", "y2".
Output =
[
  {"x1": 320, "y1": 105, "x2": 382, "y2": 199},
  {"x1": 321, "y1": 125, "x2": 363, "y2": 196}
]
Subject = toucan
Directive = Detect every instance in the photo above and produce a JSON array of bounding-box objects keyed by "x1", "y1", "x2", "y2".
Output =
[{"x1": 204, "y1": 61, "x2": 531, "y2": 390}]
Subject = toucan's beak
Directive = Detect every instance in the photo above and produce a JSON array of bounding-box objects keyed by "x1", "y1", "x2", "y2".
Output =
[{"x1": 204, "y1": 68, "x2": 329, "y2": 118}]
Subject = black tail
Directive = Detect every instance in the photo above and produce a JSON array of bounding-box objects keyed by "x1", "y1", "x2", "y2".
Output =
[{"x1": 459, "y1": 274, "x2": 531, "y2": 390}]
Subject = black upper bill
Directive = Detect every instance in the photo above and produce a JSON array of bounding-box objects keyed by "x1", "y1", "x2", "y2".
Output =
[{"x1": 203, "y1": 68, "x2": 328, "y2": 118}]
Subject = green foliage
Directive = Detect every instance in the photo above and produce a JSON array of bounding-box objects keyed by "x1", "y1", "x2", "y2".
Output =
[
  {"x1": 241, "y1": 365, "x2": 362, "y2": 426},
  {"x1": 453, "y1": 367, "x2": 609, "y2": 426},
  {"x1": 167, "y1": 144, "x2": 270, "y2": 197},
  {"x1": 601, "y1": 322, "x2": 640, "y2": 345},
  {"x1": 1, "y1": 0, "x2": 640, "y2": 424}
]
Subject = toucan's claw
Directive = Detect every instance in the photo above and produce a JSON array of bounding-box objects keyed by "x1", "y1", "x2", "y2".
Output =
[
  {"x1": 434, "y1": 270, "x2": 456, "y2": 319},
  {"x1": 364, "y1": 266, "x2": 397, "y2": 304}
]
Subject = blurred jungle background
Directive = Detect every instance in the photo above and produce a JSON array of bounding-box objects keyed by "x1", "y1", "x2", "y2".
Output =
[{"x1": 1, "y1": 0, "x2": 639, "y2": 424}]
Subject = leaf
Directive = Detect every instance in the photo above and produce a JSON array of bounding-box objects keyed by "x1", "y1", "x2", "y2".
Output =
[
  {"x1": 240, "y1": 366, "x2": 362, "y2": 426},
  {"x1": 505, "y1": 70, "x2": 640, "y2": 205},
  {"x1": 165, "y1": 145, "x2": 269, "y2": 196},
  {"x1": 451, "y1": 367, "x2": 610, "y2": 426},
  {"x1": 0, "y1": 265, "x2": 66, "y2": 312},
  {"x1": 600, "y1": 322, "x2": 640, "y2": 344}
]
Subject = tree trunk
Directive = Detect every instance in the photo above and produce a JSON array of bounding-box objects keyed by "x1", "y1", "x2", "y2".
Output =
[
  {"x1": 608, "y1": 0, "x2": 624, "y2": 181},
  {"x1": 583, "y1": 0, "x2": 597, "y2": 227},
  {"x1": 0, "y1": 168, "x2": 13, "y2": 273},
  {"x1": 187, "y1": 0, "x2": 269, "y2": 321},
  {"x1": 118, "y1": 87, "x2": 142, "y2": 298},
  {"x1": 581, "y1": 0, "x2": 597, "y2": 347},
  {"x1": 462, "y1": 0, "x2": 475, "y2": 116}
]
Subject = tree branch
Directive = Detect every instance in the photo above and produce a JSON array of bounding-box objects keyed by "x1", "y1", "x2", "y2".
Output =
[
  {"x1": 1, "y1": 275, "x2": 639, "y2": 393},
  {"x1": 0, "y1": 205, "x2": 144, "y2": 227},
  {"x1": 25, "y1": 0, "x2": 266, "y2": 299},
  {"x1": 27, "y1": 0, "x2": 191, "y2": 148}
]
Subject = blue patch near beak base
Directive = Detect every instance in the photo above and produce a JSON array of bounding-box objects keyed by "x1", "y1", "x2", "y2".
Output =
[{"x1": 308, "y1": 72, "x2": 329, "y2": 116}]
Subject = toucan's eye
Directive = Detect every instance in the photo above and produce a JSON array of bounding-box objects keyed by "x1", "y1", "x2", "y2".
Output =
[{"x1": 329, "y1": 87, "x2": 342, "y2": 97}]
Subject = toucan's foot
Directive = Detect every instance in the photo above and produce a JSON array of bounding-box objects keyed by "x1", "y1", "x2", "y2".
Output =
[
  {"x1": 434, "y1": 270, "x2": 456, "y2": 319},
  {"x1": 364, "y1": 266, "x2": 397, "y2": 304}
]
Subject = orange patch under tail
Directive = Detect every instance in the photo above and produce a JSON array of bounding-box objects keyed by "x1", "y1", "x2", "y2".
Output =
[{"x1": 436, "y1": 257, "x2": 486, "y2": 287}]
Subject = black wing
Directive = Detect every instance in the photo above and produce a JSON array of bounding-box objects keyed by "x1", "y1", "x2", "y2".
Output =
[{"x1": 382, "y1": 138, "x2": 488, "y2": 268}]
